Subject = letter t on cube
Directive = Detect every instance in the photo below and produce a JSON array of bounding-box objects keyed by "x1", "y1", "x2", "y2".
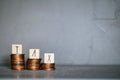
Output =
[{"x1": 12, "y1": 44, "x2": 22, "y2": 54}]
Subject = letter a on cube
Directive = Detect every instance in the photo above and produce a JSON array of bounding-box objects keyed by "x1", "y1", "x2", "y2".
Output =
[{"x1": 29, "y1": 49, "x2": 40, "y2": 59}]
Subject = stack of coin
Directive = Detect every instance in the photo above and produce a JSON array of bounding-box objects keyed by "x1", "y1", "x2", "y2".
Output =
[
  {"x1": 11, "y1": 54, "x2": 25, "y2": 70},
  {"x1": 41, "y1": 63, "x2": 55, "y2": 71},
  {"x1": 27, "y1": 59, "x2": 41, "y2": 70}
]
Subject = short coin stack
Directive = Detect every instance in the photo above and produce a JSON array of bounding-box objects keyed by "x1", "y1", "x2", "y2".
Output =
[
  {"x1": 41, "y1": 53, "x2": 55, "y2": 71},
  {"x1": 41, "y1": 63, "x2": 55, "y2": 71}
]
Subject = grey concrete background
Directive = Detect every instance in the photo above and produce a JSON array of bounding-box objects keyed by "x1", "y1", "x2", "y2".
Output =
[{"x1": 0, "y1": 0, "x2": 120, "y2": 65}]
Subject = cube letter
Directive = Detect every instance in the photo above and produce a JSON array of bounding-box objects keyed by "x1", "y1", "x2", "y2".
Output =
[
  {"x1": 44, "y1": 53, "x2": 54, "y2": 63},
  {"x1": 12, "y1": 44, "x2": 22, "y2": 54},
  {"x1": 29, "y1": 49, "x2": 40, "y2": 59}
]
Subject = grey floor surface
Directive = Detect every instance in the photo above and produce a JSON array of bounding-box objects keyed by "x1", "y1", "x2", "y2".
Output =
[{"x1": 0, "y1": 65, "x2": 120, "y2": 80}]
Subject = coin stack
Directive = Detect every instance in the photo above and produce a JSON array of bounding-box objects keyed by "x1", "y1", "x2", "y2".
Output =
[
  {"x1": 27, "y1": 59, "x2": 41, "y2": 70},
  {"x1": 41, "y1": 63, "x2": 55, "y2": 71},
  {"x1": 11, "y1": 44, "x2": 25, "y2": 70},
  {"x1": 11, "y1": 54, "x2": 25, "y2": 70},
  {"x1": 41, "y1": 53, "x2": 55, "y2": 71},
  {"x1": 27, "y1": 49, "x2": 41, "y2": 70}
]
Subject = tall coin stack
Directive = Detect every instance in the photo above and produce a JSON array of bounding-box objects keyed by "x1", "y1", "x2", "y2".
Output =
[
  {"x1": 41, "y1": 53, "x2": 55, "y2": 71},
  {"x1": 11, "y1": 44, "x2": 25, "y2": 70},
  {"x1": 27, "y1": 49, "x2": 41, "y2": 70}
]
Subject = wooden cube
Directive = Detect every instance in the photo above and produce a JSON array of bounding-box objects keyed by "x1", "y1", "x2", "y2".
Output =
[
  {"x1": 44, "y1": 53, "x2": 54, "y2": 63},
  {"x1": 12, "y1": 44, "x2": 22, "y2": 54},
  {"x1": 29, "y1": 49, "x2": 40, "y2": 59}
]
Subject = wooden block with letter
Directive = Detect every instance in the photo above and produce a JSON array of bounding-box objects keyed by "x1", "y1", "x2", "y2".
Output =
[{"x1": 41, "y1": 53, "x2": 55, "y2": 71}]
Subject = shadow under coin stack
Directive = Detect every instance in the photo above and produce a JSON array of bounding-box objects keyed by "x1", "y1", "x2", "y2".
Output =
[
  {"x1": 11, "y1": 44, "x2": 25, "y2": 70},
  {"x1": 27, "y1": 49, "x2": 41, "y2": 70},
  {"x1": 41, "y1": 53, "x2": 55, "y2": 71}
]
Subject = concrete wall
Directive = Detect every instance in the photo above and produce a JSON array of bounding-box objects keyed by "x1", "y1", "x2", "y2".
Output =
[{"x1": 0, "y1": 0, "x2": 120, "y2": 65}]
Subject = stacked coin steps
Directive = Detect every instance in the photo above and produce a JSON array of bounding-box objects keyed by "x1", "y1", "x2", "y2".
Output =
[
  {"x1": 11, "y1": 44, "x2": 56, "y2": 71},
  {"x1": 11, "y1": 54, "x2": 25, "y2": 70},
  {"x1": 41, "y1": 63, "x2": 55, "y2": 71},
  {"x1": 27, "y1": 59, "x2": 41, "y2": 70}
]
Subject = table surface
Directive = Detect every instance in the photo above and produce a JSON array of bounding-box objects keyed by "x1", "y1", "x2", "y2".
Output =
[{"x1": 0, "y1": 65, "x2": 120, "y2": 80}]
